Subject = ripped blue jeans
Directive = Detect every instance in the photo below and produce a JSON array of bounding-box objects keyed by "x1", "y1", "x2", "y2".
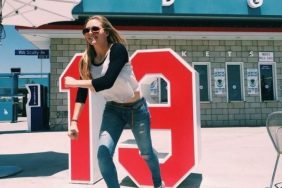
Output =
[{"x1": 97, "y1": 98, "x2": 162, "y2": 188}]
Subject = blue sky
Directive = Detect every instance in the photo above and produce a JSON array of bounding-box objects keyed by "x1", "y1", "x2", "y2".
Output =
[{"x1": 0, "y1": 26, "x2": 50, "y2": 73}]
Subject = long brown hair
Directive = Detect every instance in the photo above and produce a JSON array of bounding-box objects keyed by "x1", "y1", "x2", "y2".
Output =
[{"x1": 79, "y1": 15, "x2": 127, "y2": 80}]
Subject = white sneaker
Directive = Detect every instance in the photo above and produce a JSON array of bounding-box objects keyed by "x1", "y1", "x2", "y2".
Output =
[{"x1": 155, "y1": 181, "x2": 165, "y2": 188}]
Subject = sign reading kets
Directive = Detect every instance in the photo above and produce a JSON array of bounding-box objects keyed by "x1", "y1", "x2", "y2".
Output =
[{"x1": 15, "y1": 49, "x2": 49, "y2": 59}]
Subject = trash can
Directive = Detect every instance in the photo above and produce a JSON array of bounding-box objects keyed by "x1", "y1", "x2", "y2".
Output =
[{"x1": 0, "y1": 97, "x2": 18, "y2": 123}]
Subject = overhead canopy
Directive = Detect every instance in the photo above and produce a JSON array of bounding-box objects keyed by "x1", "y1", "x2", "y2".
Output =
[
  {"x1": 15, "y1": 0, "x2": 282, "y2": 48},
  {"x1": 73, "y1": 0, "x2": 282, "y2": 20},
  {"x1": 1, "y1": 0, "x2": 81, "y2": 27}
]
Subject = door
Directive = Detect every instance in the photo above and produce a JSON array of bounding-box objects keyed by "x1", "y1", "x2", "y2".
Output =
[
  {"x1": 260, "y1": 64, "x2": 274, "y2": 101},
  {"x1": 227, "y1": 64, "x2": 242, "y2": 101},
  {"x1": 194, "y1": 64, "x2": 209, "y2": 101}
]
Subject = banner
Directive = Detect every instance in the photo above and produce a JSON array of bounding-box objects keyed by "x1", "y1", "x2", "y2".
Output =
[
  {"x1": 214, "y1": 68, "x2": 225, "y2": 95},
  {"x1": 247, "y1": 68, "x2": 258, "y2": 95}
]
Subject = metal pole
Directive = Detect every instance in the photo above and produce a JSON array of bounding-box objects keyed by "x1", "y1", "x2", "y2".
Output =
[
  {"x1": 0, "y1": 0, "x2": 3, "y2": 44},
  {"x1": 269, "y1": 153, "x2": 280, "y2": 188},
  {"x1": 0, "y1": 0, "x2": 2, "y2": 20},
  {"x1": 40, "y1": 58, "x2": 43, "y2": 78}
]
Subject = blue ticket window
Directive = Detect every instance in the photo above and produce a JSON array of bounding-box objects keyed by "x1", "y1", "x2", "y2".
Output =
[
  {"x1": 259, "y1": 63, "x2": 276, "y2": 101},
  {"x1": 226, "y1": 63, "x2": 244, "y2": 102},
  {"x1": 193, "y1": 63, "x2": 210, "y2": 102}
]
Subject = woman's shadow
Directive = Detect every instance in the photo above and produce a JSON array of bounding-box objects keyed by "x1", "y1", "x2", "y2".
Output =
[{"x1": 120, "y1": 173, "x2": 203, "y2": 188}]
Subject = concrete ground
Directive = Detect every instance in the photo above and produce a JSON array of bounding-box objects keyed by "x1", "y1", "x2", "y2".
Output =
[{"x1": 0, "y1": 117, "x2": 281, "y2": 188}]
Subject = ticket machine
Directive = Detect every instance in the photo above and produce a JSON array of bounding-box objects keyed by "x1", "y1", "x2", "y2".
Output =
[{"x1": 26, "y1": 84, "x2": 49, "y2": 131}]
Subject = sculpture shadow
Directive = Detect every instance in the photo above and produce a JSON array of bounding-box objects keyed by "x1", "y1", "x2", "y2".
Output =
[{"x1": 0, "y1": 151, "x2": 68, "y2": 178}]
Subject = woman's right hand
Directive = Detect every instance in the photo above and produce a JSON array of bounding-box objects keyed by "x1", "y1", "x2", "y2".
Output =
[
  {"x1": 68, "y1": 121, "x2": 79, "y2": 140},
  {"x1": 64, "y1": 76, "x2": 77, "y2": 88}
]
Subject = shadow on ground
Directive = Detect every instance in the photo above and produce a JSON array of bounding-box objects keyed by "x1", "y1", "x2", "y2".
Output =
[
  {"x1": 0, "y1": 151, "x2": 68, "y2": 178},
  {"x1": 0, "y1": 130, "x2": 29, "y2": 134},
  {"x1": 120, "y1": 173, "x2": 202, "y2": 188}
]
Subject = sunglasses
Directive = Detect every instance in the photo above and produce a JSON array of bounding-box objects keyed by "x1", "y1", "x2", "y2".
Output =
[{"x1": 82, "y1": 26, "x2": 103, "y2": 35}]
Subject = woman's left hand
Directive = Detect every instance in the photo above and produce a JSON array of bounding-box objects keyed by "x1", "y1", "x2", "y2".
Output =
[
  {"x1": 65, "y1": 76, "x2": 77, "y2": 87},
  {"x1": 68, "y1": 121, "x2": 79, "y2": 140}
]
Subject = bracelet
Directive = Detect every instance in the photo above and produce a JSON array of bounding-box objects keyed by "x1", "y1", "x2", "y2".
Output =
[{"x1": 71, "y1": 119, "x2": 78, "y2": 122}]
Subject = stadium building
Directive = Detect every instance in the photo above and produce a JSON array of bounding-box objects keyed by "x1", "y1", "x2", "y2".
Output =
[{"x1": 15, "y1": 0, "x2": 282, "y2": 129}]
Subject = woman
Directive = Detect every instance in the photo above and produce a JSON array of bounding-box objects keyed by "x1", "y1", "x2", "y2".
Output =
[{"x1": 64, "y1": 15, "x2": 165, "y2": 188}]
